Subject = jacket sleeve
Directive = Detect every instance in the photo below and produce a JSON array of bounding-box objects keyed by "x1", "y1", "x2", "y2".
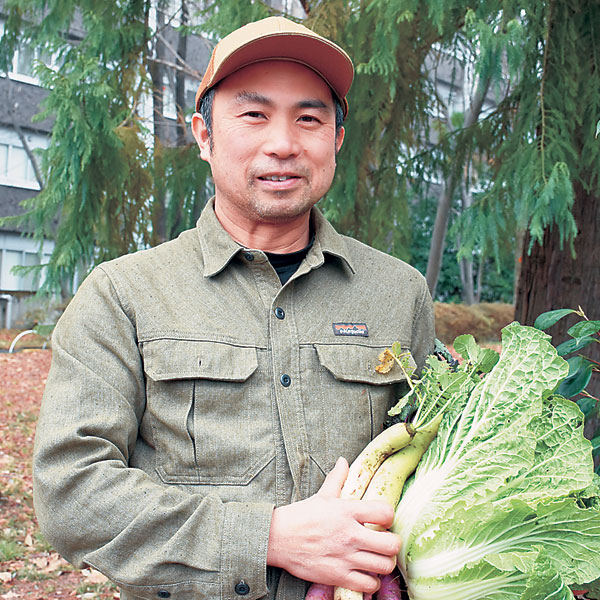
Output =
[{"x1": 33, "y1": 266, "x2": 274, "y2": 600}]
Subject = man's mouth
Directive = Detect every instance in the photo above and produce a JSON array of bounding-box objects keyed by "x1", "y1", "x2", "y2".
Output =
[{"x1": 258, "y1": 175, "x2": 299, "y2": 182}]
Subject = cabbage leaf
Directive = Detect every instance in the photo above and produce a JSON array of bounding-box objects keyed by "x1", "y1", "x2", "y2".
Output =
[{"x1": 392, "y1": 322, "x2": 600, "y2": 599}]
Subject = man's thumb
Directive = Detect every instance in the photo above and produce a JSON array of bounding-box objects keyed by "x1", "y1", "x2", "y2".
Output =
[{"x1": 318, "y1": 456, "x2": 349, "y2": 497}]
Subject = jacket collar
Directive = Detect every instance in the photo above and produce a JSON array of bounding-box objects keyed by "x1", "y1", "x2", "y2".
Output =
[{"x1": 197, "y1": 198, "x2": 355, "y2": 277}]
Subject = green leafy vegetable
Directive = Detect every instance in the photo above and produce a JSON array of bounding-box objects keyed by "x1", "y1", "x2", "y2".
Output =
[{"x1": 391, "y1": 322, "x2": 600, "y2": 599}]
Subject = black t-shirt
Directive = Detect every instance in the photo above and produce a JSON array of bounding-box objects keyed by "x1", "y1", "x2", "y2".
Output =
[{"x1": 265, "y1": 236, "x2": 315, "y2": 285}]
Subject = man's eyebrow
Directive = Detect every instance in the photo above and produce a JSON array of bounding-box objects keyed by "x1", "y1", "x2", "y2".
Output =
[
  {"x1": 296, "y1": 99, "x2": 330, "y2": 111},
  {"x1": 233, "y1": 92, "x2": 331, "y2": 112},
  {"x1": 234, "y1": 91, "x2": 273, "y2": 105}
]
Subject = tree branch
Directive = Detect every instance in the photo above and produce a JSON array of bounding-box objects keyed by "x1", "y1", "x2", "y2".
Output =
[
  {"x1": 298, "y1": 0, "x2": 311, "y2": 15},
  {"x1": 148, "y1": 55, "x2": 202, "y2": 80}
]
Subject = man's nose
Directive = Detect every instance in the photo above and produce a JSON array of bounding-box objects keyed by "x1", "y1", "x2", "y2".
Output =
[{"x1": 262, "y1": 118, "x2": 301, "y2": 159}]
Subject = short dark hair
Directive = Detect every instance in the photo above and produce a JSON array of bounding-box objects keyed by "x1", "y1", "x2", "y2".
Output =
[{"x1": 199, "y1": 86, "x2": 345, "y2": 149}]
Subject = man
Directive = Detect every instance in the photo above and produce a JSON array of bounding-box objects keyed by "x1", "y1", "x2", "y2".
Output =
[{"x1": 33, "y1": 16, "x2": 435, "y2": 600}]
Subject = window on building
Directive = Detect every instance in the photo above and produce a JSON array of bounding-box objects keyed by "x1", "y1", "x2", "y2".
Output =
[
  {"x1": 0, "y1": 250, "x2": 22, "y2": 291},
  {"x1": 0, "y1": 127, "x2": 48, "y2": 190},
  {"x1": 0, "y1": 19, "x2": 58, "y2": 84},
  {"x1": 0, "y1": 247, "x2": 52, "y2": 293},
  {"x1": 21, "y1": 252, "x2": 41, "y2": 291},
  {"x1": 0, "y1": 144, "x2": 8, "y2": 175}
]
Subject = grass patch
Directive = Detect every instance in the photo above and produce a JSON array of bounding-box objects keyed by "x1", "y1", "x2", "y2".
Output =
[
  {"x1": 0, "y1": 538, "x2": 24, "y2": 561},
  {"x1": 15, "y1": 566, "x2": 54, "y2": 581},
  {"x1": 33, "y1": 531, "x2": 54, "y2": 553}
]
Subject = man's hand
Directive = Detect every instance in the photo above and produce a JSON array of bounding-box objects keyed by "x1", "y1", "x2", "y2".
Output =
[{"x1": 266, "y1": 457, "x2": 401, "y2": 594}]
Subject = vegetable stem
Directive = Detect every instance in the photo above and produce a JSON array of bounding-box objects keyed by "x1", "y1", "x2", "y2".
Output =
[
  {"x1": 340, "y1": 422, "x2": 416, "y2": 500},
  {"x1": 362, "y1": 414, "x2": 443, "y2": 508},
  {"x1": 334, "y1": 416, "x2": 443, "y2": 600}
]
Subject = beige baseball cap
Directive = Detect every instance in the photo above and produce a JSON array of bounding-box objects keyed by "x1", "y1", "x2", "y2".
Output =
[{"x1": 195, "y1": 16, "x2": 354, "y2": 117}]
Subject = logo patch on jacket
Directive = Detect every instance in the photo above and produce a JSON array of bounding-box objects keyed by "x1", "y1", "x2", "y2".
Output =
[{"x1": 332, "y1": 322, "x2": 369, "y2": 337}]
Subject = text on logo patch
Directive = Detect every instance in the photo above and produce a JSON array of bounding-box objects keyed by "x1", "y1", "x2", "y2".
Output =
[{"x1": 332, "y1": 323, "x2": 369, "y2": 337}]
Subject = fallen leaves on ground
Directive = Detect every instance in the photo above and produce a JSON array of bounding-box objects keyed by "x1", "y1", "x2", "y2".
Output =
[{"x1": 0, "y1": 345, "x2": 117, "y2": 599}]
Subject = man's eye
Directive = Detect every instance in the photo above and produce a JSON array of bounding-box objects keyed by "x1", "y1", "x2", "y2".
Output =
[
  {"x1": 244, "y1": 111, "x2": 264, "y2": 118},
  {"x1": 299, "y1": 115, "x2": 319, "y2": 123}
]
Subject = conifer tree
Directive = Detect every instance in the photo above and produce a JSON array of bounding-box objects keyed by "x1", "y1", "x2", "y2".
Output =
[
  {"x1": 0, "y1": 0, "x2": 213, "y2": 294},
  {"x1": 1, "y1": 0, "x2": 598, "y2": 403},
  {"x1": 452, "y1": 1, "x2": 600, "y2": 397}
]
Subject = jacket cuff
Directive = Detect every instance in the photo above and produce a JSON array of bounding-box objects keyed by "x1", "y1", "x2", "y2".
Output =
[{"x1": 220, "y1": 501, "x2": 275, "y2": 600}]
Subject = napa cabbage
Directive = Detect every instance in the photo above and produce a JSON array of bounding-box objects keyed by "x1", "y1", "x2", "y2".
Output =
[{"x1": 392, "y1": 322, "x2": 600, "y2": 600}]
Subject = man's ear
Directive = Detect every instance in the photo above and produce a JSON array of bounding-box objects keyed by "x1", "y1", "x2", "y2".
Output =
[
  {"x1": 191, "y1": 113, "x2": 211, "y2": 162},
  {"x1": 335, "y1": 126, "x2": 345, "y2": 155}
]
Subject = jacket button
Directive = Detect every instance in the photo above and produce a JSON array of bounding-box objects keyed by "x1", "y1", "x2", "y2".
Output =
[
  {"x1": 274, "y1": 307, "x2": 285, "y2": 319},
  {"x1": 244, "y1": 252, "x2": 254, "y2": 261},
  {"x1": 157, "y1": 592, "x2": 171, "y2": 599},
  {"x1": 235, "y1": 580, "x2": 250, "y2": 595},
  {"x1": 280, "y1": 374, "x2": 291, "y2": 387}
]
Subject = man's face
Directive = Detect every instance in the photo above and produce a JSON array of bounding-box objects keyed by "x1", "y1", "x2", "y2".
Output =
[{"x1": 192, "y1": 60, "x2": 344, "y2": 225}]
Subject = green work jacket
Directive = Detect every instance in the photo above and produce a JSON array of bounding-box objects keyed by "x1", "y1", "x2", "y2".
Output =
[{"x1": 33, "y1": 200, "x2": 435, "y2": 600}]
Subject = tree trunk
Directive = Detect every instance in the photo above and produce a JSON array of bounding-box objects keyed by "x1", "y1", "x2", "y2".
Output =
[
  {"x1": 426, "y1": 177, "x2": 455, "y2": 297},
  {"x1": 425, "y1": 74, "x2": 491, "y2": 298},
  {"x1": 513, "y1": 228, "x2": 525, "y2": 306},
  {"x1": 515, "y1": 182, "x2": 599, "y2": 411},
  {"x1": 459, "y1": 256, "x2": 476, "y2": 305},
  {"x1": 175, "y1": 0, "x2": 188, "y2": 147},
  {"x1": 458, "y1": 178, "x2": 476, "y2": 305}
]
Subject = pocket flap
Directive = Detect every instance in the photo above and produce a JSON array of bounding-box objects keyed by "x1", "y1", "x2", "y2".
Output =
[
  {"x1": 315, "y1": 343, "x2": 415, "y2": 385},
  {"x1": 143, "y1": 339, "x2": 258, "y2": 382}
]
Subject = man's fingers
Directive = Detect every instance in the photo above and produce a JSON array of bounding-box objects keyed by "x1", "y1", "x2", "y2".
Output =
[
  {"x1": 355, "y1": 527, "x2": 401, "y2": 559},
  {"x1": 350, "y1": 550, "x2": 397, "y2": 576},
  {"x1": 350, "y1": 499, "x2": 396, "y2": 529},
  {"x1": 318, "y1": 457, "x2": 349, "y2": 498},
  {"x1": 344, "y1": 570, "x2": 382, "y2": 595}
]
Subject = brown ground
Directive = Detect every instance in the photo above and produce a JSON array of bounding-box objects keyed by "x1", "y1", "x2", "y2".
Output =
[
  {"x1": 0, "y1": 349, "x2": 117, "y2": 599},
  {"x1": 433, "y1": 301, "x2": 515, "y2": 344}
]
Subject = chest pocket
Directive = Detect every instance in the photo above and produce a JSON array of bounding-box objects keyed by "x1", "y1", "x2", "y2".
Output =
[
  {"x1": 306, "y1": 343, "x2": 414, "y2": 477},
  {"x1": 142, "y1": 339, "x2": 273, "y2": 485}
]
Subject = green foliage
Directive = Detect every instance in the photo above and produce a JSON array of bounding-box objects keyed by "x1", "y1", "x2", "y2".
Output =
[
  {"x1": 161, "y1": 144, "x2": 214, "y2": 238},
  {"x1": 1, "y1": 0, "x2": 597, "y2": 302},
  {"x1": 196, "y1": 0, "x2": 273, "y2": 39},
  {"x1": 455, "y1": 1, "x2": 600, "y2": 263},
  {"x1": 534, "y1": 308, "x2": 578, "y2": 330},
  {"x1": 409, "y1": 189, "x2": 514, "y2": 302},
  {"x1": 0, "y1": 0, "x2": 212, "y2": 293}
]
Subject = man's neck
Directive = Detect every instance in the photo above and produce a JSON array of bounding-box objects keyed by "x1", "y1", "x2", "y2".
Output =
[{"x1": 214, "y1": 201, "x2": 312, "y2": 253}]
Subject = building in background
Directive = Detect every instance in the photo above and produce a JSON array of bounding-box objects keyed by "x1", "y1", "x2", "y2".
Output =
[
  {"x1": 0, "y1": 14, "x2": 57, "y2": 328},
  {"x1": 0, "y1": 1, "x2": 306, "y2": 328}
]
